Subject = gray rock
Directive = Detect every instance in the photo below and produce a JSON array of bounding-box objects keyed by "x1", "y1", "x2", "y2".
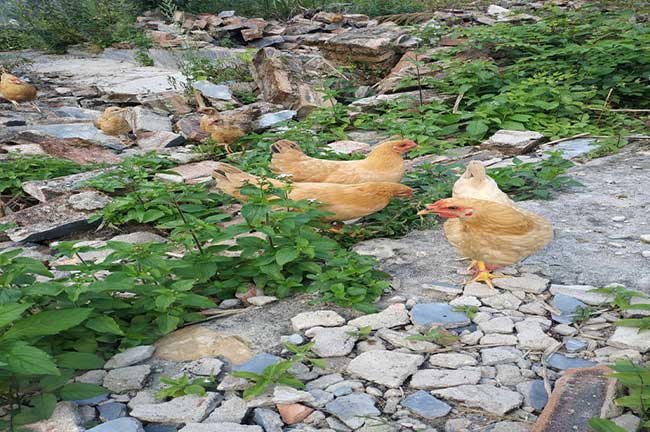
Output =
[
  {"x1": 204, "y1": 396, "x2": 248, "y2": 423},
  {"x1": 546, "y1": 353, "x2": 596, "y2": 370},
  {"x1": 247, "y1": 296, "x2": 277, "y2": 306},
  {"x1": 87, "y1": 417, "x2": 144, "y2": 432},
  {"x1": 481, "y1": 292, "x2": 522, "y2": 310},
  {"x1": 272, "y1": 386, "x2": 315, "y2": 404},
  {"x1": 428, "y1": 353, "x2": 477, "y2": 369},
  {"x1": 325, "y1": 393, "x2": 380, "y2": 429},
  {"x1": 180, "y1": 424, "x2": 261, "y2": 432},
  {"x1": 254, "y1": 110, "x2": 296, "y2": 130},
  {"x1": 131, "y1": 106, "x2": 172, "y2": 133},
  {"x1": 348, "y1": 303, "x2": 410, "y2": 330},
  {"x1": 516, "y1": 319, "x2": 558, "y2": 351},
  {"x1": 219, "y1": 299, "x2": 241, "y2": 309},
  {"x1": 432, "y1": 384, "x2": 522, "y2": 416},
  {"x1": 480, "y1": 334, "x2": 518, "y2": 346},
  {"x1": 22, "y1": 168, "x2": 115, "y2": 203},
  {"x1": 410, "y1": 303, "x2": 470, "y2": 328},
  {"x1": 549, "y1": 284, "x2": 612, "y2": 306},
  {"x1": 410, "y1": 368, "x2": 481, "y2": 390},
  {"x1": 516, "y1": 380, "x2": 548, "y2": 411},
  {"x1": 306, "y1": 326, "x2": 357, "y2": 357},
  {"x1": 103, "y1": 365, "x2": 151, "y2": 393},
  {"x1": 193, "y1": 80, "x2": 233, "y2": 102},
  {"x1": 478, "y1": 317, "x2": 514, "y2": 334},
  {"x1": 612, "y1": 413, "x2": 641, "y2": 431},
  {"x1": 253, "y1": 408, "x2": 283, "y2": 432},
  {"x1": 308, "y1": 389, "x2": 334, "y2": 408},
  {"x1": 551, "y1": 294, "x2": 587, "y2": 324},
  {"x1": 137, "y1": 132, "x2": 186, "y2": 151},
  {"x1": 98, "y1": 402, "x2": 127, "y2": 421},
  {"x1": 564, "y1": 338, "x2": 588, "y2": 352},
  {"x1": 104, "y1": 346, "x2": 156, "y2": 369},
  {"x1": 495, "y1": 365, "x2": 524, "y2": 386},
  {"x1": 445, "y1": 418, "x2": 472, "y2": 432},
  {"x1": 130, "y1": 393, "x2": 221, "y2": 423},
  {"x1": 233, "y1": 353, "x2": 282, "y2": 374},
  {"x1": 291, "y1": 310, "x2": 345, "y2": 331},
  {"x1": 481, "y1": 347, "x2": 524, "y2": 365},
  {"x1": 346, "y1": 350, "x2": 424, "y2": 388},
  {"x1": 401, "y1": 390, "x2": 451, "y2": 419},
  {"x1": 76, "y1": 369, "x2": 108, "y2": 385},
  {"x1": 493, "y1": 274, "x2": 549, "y2": 294},
  {"x1": 464, "y1": 282, "x2": 499, "y2": 298},
  {"x1": 481, "y1": 129, "x2": 544, "y2": 155},
  {"x1": 68, "y1": 191, "x2": 112, "y2": 211},
  {"x1": 73, "y1": 394, "x2": 108, "y2": 406},
  {"x1": 25, "y1": 402, "x2": 84, "y2": 432},
  {"x1": 184, "y1": 357, "x2": 224, "y2": 376},
  {"x1": 608, "y1": 326, "x2": 650, "y2": 352},
  {"x1": 144, "y1": 425, "x2": 179, "y2": 432},
  {"x1": 486, "y1": 421, "x2": 532, "y2": 432},
  {"x1": 306, "y1": 373, "x2": 344, "y2": 390}
]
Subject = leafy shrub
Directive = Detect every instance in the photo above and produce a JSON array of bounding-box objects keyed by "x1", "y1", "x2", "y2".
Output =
[{"x1": 155, "y1": 375, "x2": 214, "y2": 399}]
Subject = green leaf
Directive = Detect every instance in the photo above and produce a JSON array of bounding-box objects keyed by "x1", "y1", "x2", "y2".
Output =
[
  {"x1": 12, "y1": 393, "x2": 57, "y2": 426},
  {"x1": 56, "y1": 352, "x2": 105, "y2": 370},
  {"x1": 0, "y1": 302, "x2": 33, "y2": 328},
  {"x1": 276, "y1": 248, "x2": 300, "y2": 267},
  {"x1": 588, "y1": 418, "x2": 627, "y2": 432},
  {"x1": 156, "y1": 314, "x2": 181, "y2": 334},
  {"x1": 184, "y1": 384, "x2": 207, "y2": 396},
  {"x1": 242, "y1": 379, "x2": 269, "y2": 400},
  {"x1": 85, "y1": 316, "x2": 124, "y2": 336},
  {"x1": 58, "y1": 382, "x2": 108, "y2": 401},
  {"x1": 3, "y1": 308, "x2": 92, "y2": 339},
  {"x1": 41, "y1": 369, "x2": 75, "y2": 392},
  {"x1": 142, "y1": 209, "x2": 166, "y2": 223},
  {"x1": 3, "y1": 341, "x2": 59, "y2": 375},
  {"x1": 466, "y1": 120, "x2": 489, "y2": 137}
]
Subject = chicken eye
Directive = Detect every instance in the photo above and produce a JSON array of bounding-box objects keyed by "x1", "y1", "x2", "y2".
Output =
[{"x1": 447, "y1": 206, "x2": 458, "y2": 210}]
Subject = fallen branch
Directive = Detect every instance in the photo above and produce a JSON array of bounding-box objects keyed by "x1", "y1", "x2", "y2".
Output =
[
  {"x1": 452, "y1": 92, "x2": 464, "y2": 113},
  {"x1": 542, "y1": 132, "x2": 592, "y2": 147}
]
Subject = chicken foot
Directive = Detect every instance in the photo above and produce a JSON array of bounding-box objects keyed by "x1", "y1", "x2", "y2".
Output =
[{"x1": 467, "y1": 261, "x2": 510, "y2": 288}]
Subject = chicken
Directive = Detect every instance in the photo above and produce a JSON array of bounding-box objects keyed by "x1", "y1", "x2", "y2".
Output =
[
  {"x1": 196, "y1": 90, "x2": 244, "y2": 153},
  {"x1": 418, "y1": 198, "x2": 553, "y2": 288},
  {"x1": 269, "y1": 138, "x2": 418, "y2": 184},
  {"x1": 93, "y1": 107, "x2": 132, "y2": 136},
  {"x1": 451, "y1": 160, "x2": 515, "y2": 272},
  {"x1": 453, "y1": 160, "x2": 514, "y2": 206},
  {"x1": 212, "y1": 163, "x2": 413, "y2": 222},
  {"x1": 0, "y1": 72, "x2": 38, "y2": 111}
]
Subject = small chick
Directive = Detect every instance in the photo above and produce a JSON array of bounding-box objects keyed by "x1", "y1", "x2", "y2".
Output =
[
  {"x1": 93, "y1": 107, "x2": 132, "y2": 136},
  {"x1": 0, "y1": 72, "x2": 38, "y2": 111}
]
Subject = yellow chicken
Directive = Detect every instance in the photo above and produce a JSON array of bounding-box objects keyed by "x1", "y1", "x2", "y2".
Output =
[
  {"x1": 93, "y1": 107, "x2": 132, "y2": 136},
  {"x1": 0, "y1": 72, "x2": 38, "y2": 110},
  {"x1": 418, "y1": 198, "x2": 553, "y2": 287},
  {"x1": 196, "y1": 91, "x2": 244, "y2": 153},
  {"x1": 269, "y1": 139, "x2": 418, "y2": 184},
  {"x1": 212, "y1": 162, "x2": 413, "y2": 222}
]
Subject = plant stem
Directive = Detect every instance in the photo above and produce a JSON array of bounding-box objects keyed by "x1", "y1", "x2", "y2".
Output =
[{"x1": 171, "y1": 195, "x2": 204, "y2": 255}]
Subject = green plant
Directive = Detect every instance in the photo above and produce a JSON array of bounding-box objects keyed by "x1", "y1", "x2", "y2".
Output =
[
  {"x1": 589, "y1": 360, "x2": 650, "y2": 432},
  {"x1": 590, "y1": 286, "x2": 648, "y2": 311},
  {"x1": 232, "y1": 360, "x2": 304, "y2": 400},
  {"x1": 283, "y1": 341, "x2": 326, "y2": 369},
  {"x1": 0, "y1": 155, "x2": 93, "y2": 211},
  {"x1": 155, "y1": 374, "x2": 214, "y2": 399},
  {"x1": 173, "y1": 50, "x2": 254, "y2": 96},
  {"x1": 135, "y1": 48, "x2": 154, "y2": 66},
  {"x1": 158, "y1": 0, "x2": 177, "y2": 20},
  {"x1": 0, "y1": 250, "x2": 108, "y2": 430},
  {"x1": 453, "y1": 305, "x2": 479, "y2": 320},
  {"x1": 571, "y1": 305, "x2": 598, "y2": 327},
  {"x1": 407, "y1": 327, "x2": 460, "y2": 346}
]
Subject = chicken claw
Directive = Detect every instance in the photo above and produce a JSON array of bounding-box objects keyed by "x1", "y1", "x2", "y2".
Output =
[{"x1": 468, "y1": 261, "x2": 510, "y2": 288}]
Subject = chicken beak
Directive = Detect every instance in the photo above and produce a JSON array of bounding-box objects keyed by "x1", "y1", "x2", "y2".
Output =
[
  {"x1": 417, "y1": 203, "x2": 440, "y2": 216},
  {"x1": 416, "y1": 209, "x2": 432, "y2": 216}
]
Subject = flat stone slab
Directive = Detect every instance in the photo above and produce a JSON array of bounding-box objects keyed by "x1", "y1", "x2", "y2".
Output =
[
  {"x1": 291, "y1": 310, "x2": 345, "y2": 331},
  {"x1": 546, "y1": 353, "x2": 596, "y2": 370},
  {"x1": 130, "y1": 393, "x2": 220, "y2": 423},
  {"x1": 325, "y1": 393, "x2": 380, "y2": 429},
  {"x1": 410, "y1": 303, "x2": 470, "y2": 328},
  {"x1": 481, "y1": 129, "x2": 545, "y2": 155},
  {"x1": 432, "y1": 384, "x2": 523, "y2": 416},
  {"x1": 532, "y1": 366, "x2": 617, "y2": 432},
  {"x1": 232, "y1": 353, "x2": 282, "y2": 374},
  {"x1": 0, "y1": 192, "x2": 110, "y2": 242},
  {"x1": 22, "y1": 168, "x2": 115, "y2": 202},
  {"x1": 401, "y1": 390, "x2": 451, "y2": 419},
  {"x1": 410, "y1": 368, "x2": 481, "y2": 390},
  {"x1": 348, "y1": 303, "x2": 410, "y2": 330},
  {"x1": 347, "y1": 350, "x2": 424, "y2": 388}
]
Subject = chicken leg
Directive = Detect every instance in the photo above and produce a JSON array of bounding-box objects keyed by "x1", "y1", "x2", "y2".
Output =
[{"x1": 468, "y1": 261, "x2": 510, "y2": 288}]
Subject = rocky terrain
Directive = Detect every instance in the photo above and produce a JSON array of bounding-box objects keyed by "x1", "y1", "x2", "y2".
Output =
[{"x1": 1, "y1": 2, "x2": 650, "y2": 432}]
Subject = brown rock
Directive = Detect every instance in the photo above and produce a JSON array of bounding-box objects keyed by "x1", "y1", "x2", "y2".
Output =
[
  {"x1": 251, "y1": 48, "x2": 331, "y2": 118},
  {"x1": 177, "y1": 115, "x2": 209, "y2": 141},
  {"x1": 374, "y1": 48, "x2": 449, "y2": 94},
  {"x1": 277, "y1": 404, "x2": 314, "y2": 425},
  {"x1": 241, "y1": 27, "x2": 264, "y2": 41},
  {"x1": 154, "y1": 325, "x2": 255, "y2": 364},
  {"x1": 22, "y1": 168, "x2": 115, "y2": 202},
  {"x1": 532, "y1": 366, "x2": 620, "y2": 432},
  {"x1": 39, "y1": 137, "x2": 121, "y2": 165},
  {"x1": 138, "y1": 91, "x2": 193, "y2": 115}
]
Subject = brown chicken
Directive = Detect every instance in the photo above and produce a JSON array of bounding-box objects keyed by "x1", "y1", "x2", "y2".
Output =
[
  {"x1": 269, "y1": 138, "x2": 418, "y2": 184},
  {"x1": 212, "y1": 163, "x2": 413, "y2": 221},
  {"x1": 0, "y1": 72, "x2": 38, "y2": 110},
  {"x1": 453, "y1": 161, "x2": 514, "y2": 206},
  {"x1": 196, "y1": 91, "x2": 245, "y2": 153},
  {"x1": 93, "y1": 107, "x2": 132, "y2": 136},
  {"x1": 418, "y1": 198, "x2": 553, "y2": 287}
]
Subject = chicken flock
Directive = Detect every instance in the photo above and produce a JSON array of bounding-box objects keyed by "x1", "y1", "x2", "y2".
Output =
[{"x1": 0, "y1": 72, "x2": 554, "y2": 289}]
